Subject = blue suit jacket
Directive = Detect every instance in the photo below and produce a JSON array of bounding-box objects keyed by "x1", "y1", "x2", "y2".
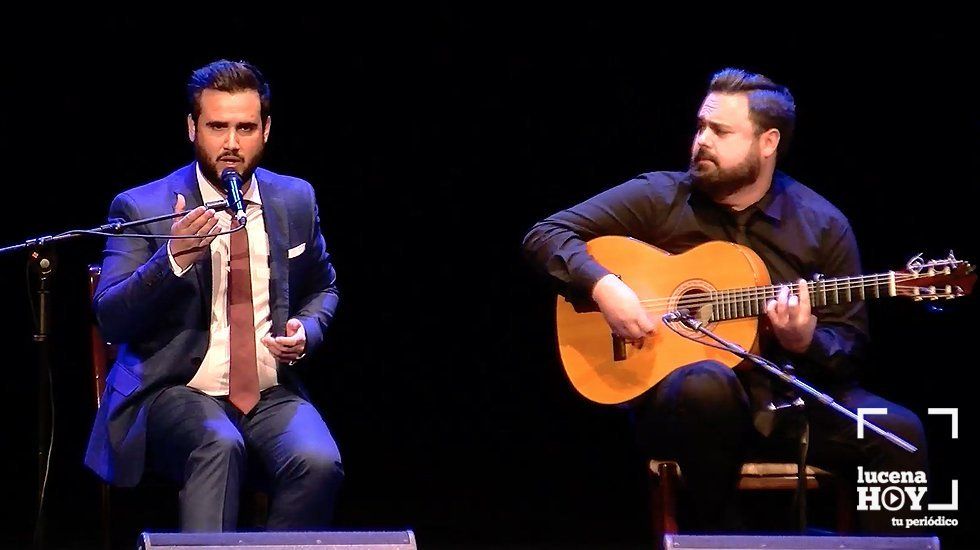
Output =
[{"x1": 84, "y1": 163, "x2": 339, "y2": 486}]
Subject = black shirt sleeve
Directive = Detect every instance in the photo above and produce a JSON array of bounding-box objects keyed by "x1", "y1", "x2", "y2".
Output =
[
  {"x1": 789, "y1": 218, "x2": 870, "y2": 384},
  {"x1": 521, "y1": 174, "x2": 670, "y2": 308}
]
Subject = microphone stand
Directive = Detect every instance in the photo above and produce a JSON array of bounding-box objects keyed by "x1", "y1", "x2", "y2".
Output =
[
  {"x1": 28, "y1": 246, "x2": 54, "y2": 550},
  {"x1": 0, "y1": 198, "x2": 228, "y2": 549},
  {"x1": 666, "y1": 312, "x2": 917, "y2": 453},
  {"x1": 664, "y1": 311, "x2": 918, "y2": 532},
  {"x1": 0, "y1": 199, "x2": 230, "y2": 256}
]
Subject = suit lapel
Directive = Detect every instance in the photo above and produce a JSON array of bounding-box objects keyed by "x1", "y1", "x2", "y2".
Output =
[
  {"x1": 260, "y1": 177, "x2": 290, "y2": 336},
  {"x1": 172, "y1": 163, "x2": 206, "y2": 210}
]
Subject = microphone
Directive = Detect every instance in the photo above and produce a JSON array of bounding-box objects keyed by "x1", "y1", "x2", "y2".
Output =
[
  {"x1": 220, "y1": 168, "x2": 248, "y2": 226},
  {"x1": 662, "y1": 308, "x2": 692, "y2": 323}
]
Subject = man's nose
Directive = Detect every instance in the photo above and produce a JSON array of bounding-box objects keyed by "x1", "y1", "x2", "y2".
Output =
[
  {"x1": 224, "y1": 129, "x2": 239, "y2": 150},
  {"x1": 695, "y1": 129, "x2": 711, "y2": 146}
]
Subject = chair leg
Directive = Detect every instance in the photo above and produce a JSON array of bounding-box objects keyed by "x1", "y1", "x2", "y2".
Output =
[
  {"x1": 834, "y1": 477, "x2": 855, "y2": 533},
  {"x1": 100, "y1": 483, "x2": 111, "y2": 550},
  {"x1": 650, "y1": 462, "x2": 680, "y2": 547},
  {"x1": 253, "y1": 491, "x2": 269, "y2": 530}
]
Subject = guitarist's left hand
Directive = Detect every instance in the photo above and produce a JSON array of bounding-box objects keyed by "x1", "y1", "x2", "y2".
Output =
[{"x1": 765, "y1": 279, "x2": 817, "y2": 354}]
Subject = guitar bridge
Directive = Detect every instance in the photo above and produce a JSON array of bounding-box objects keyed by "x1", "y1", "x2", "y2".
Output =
[{"x1": 612, "y1": 334, "x2": 627, "y2": 361}]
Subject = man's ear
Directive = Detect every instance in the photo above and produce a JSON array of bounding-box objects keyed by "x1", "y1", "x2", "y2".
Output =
[{"x1": 760, "y1": 128, "x2": 780, "y2": 159}]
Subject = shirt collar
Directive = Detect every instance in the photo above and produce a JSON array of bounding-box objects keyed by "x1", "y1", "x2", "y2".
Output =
[
  {"x1": 756, "y1": 171, "x2": 788, "y2": 222},
  {"x1": 685, "y1": 170, "x2": 787, "y2": 222}
]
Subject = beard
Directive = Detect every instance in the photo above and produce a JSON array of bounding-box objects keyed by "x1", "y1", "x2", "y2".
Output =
[
  {"x1": 689, "y1": 150, "x2": 761, "y2": 200},
  {"x1": 195, "y1": 142, "x2": 263, "y2": 191}
]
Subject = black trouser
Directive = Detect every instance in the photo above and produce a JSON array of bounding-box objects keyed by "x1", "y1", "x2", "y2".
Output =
[{"x1": 632, "y1": 361, "x2": 928, "y2": 533}]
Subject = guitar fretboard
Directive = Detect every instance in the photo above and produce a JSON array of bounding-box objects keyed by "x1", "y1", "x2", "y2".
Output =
[{"x1": 709, "y1": 273, "x2": 897, "y2": 321}]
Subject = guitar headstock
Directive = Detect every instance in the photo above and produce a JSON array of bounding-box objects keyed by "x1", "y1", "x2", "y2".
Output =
[{"x1": 898, "y1": 251, "x2": 976, "y2": 300}]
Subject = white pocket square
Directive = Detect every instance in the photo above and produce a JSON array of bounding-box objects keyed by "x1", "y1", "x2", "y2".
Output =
[{"x1": 287, "y1": 243, "x2": 306, "y2": 259}]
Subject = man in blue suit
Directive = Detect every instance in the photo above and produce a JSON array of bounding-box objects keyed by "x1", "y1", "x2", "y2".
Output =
[{"x1": 85, "y1": 59, "x2": 343, "y2": 531}]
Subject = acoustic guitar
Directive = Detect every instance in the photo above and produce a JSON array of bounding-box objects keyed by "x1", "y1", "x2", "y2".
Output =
[{"x1": 555, "y1": 237, "x2": 975, "y2": 404}]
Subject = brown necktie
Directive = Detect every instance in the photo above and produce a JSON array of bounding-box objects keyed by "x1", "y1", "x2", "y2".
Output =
[{"x1": 228, "y1": 212, "x2": 260, "y2": 414}]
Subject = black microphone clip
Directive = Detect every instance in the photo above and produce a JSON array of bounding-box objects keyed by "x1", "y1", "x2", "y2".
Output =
[{"x1": 661, "y1": 308, "x2": 692, "y2": 323}]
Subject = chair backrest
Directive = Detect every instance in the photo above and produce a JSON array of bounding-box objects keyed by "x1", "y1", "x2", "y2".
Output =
[{"x1": 88, "y1": 265, "x2": 117, "y2": 409}]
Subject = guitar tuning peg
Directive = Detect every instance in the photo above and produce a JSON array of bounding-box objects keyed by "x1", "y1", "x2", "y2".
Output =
[{"x1": 906, "y1": 253, "x2": 925, "y2": 273}]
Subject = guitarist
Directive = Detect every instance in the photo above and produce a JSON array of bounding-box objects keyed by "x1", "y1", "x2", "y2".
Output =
[{"x1": 522, "y1": 68, "x2": 927, "y2": 533}]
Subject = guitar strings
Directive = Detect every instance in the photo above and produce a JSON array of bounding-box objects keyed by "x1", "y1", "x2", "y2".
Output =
[
  {"x1": 632, "y1": 279, "x2": 957, "y2": 315},
  {"x1": 636, "y1": 272, "x2": 951, "y2": 307}
]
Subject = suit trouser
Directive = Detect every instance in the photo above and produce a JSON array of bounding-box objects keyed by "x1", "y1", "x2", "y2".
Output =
[
  {"x1": 146, "y1": 384, "x2": 344, "y2": 531},
  {"x1": 632, "y1": 361, "x2": 928, "y2": 534}
]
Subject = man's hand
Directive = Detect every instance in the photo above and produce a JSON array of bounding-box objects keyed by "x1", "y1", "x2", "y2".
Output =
[
  {"x1": 591, "y1": 273, "x2": 657, "y2": 344},
  {"x1": 261, "y1": 318, "x2": 308, "y2": 363},
  {"x1": 169, "y1": 193, "x2": 220, "y2": 270},
  {"x1": 765, "y1": 279, "x2": 817, "y2": 354}
]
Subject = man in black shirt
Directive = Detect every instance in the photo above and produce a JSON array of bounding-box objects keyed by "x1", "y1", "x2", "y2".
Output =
[{"x1": 522, "y1": 68, "x2": 927, "y2": 533}]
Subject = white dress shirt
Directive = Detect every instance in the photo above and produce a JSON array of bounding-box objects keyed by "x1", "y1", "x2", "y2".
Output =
[{"x1": 168, "y1": 164, "x2": 279, "y2": 395}]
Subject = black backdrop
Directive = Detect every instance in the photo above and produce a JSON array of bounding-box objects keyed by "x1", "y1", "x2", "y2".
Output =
[{"x1": 0, "y1": 10, "x2": 975, "y2": 550}]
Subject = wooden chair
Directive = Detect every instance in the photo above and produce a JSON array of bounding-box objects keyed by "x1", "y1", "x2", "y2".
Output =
[{"x1": 649, "y1": 458, "x2": 854, "y2": 547}]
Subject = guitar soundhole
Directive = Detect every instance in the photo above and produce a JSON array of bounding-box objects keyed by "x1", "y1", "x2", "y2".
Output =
[
  {"x1": 669, "y1": 280, "x2": 716, "y2": 337},
  {"x1": 680, "y1": 288, "x2": 707, "y2": 301}
]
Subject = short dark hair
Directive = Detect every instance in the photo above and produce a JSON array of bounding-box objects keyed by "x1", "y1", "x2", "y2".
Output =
[
  {"x1": 187, "y1": 59, "x2": 271, "y2": 123},
  {"x1": 708, "y1": 68, "x2": 795, "y2": 155}
]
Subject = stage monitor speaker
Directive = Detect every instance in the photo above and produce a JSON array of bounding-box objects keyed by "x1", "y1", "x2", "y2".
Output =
[
  {"x1": 138, "y1": 530, "x2": 417, "y2": 549},
  {"x1": 663, "y1": 534, "x2": 940, "y2": 550}
]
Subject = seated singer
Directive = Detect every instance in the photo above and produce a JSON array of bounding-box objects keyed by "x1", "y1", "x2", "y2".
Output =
[
  {"x1": 521, "y1": 68, "x2": 928, "y2": 533},
  {"x1": 85, "y1": 59, "x2": 343, "y2": 531}
]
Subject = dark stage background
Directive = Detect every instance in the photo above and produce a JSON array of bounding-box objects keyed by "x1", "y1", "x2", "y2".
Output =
[{"x1": 0, "y1": 11, "x2": 975, "y2": 550}]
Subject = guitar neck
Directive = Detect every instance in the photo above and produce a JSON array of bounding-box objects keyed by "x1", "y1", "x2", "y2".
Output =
[{"x1": 710, "y1": 272, "x2": 899, "y2": 321}]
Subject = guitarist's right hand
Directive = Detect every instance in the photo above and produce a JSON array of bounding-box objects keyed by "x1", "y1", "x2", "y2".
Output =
[{"x1": 592, "y1": 274, "x2": 657, "y2": 343}]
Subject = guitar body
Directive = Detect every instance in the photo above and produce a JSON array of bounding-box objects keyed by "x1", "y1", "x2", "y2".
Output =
[{"x1": 556, "y1": 237, "x2": 772, "y2": 404}]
